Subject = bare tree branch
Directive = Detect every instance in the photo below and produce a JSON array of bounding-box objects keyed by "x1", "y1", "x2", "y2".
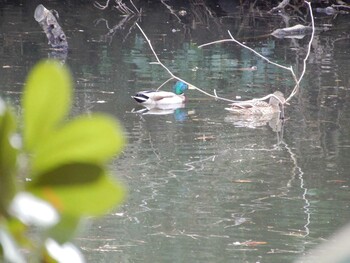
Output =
[
  {"x1": 135, "y1": 23, "x2": 239, "y2": 103},
  {"x1": 198, "y1": 1, "x2": 314, "y2": 106},
  {"x1": 285, "y1": 1, "x2": 314, "y2": 103}
]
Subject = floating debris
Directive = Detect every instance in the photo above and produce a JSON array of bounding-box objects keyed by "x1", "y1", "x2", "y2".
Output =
[
  {"x1": 271, "y1": 24, "x2": 313, "y2": 39},
  {"x1": 34, "y1": 4, "x2": 68, "y2": 50}
]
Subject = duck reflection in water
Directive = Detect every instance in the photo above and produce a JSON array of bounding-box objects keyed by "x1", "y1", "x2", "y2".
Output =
[
  {"x1": 225, "y1": 112, "x2": 283, "y2": 132},
  {"x1": 132, "y1": 104, "x2": 192, "y2": 122}
]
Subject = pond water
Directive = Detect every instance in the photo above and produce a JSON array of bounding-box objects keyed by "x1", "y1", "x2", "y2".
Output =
[{"x1": 1, "y1": 1, "x2": 350, "y2": 262}]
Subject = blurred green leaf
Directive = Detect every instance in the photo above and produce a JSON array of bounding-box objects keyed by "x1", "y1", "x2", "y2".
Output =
[
  {"x1": 31, "y1": 114, "x2": 125, "y2": 175},
  {"x1": 0, "y1": 59, "x2": 127, "y2": 262},
  {"x1": 31, "y1": 163, "x2": 101, "y2": 187},
  {"x1": 29, "y1": 163, "x2": 125, "y2": 216},
  {"x1": 47, "y1": 215, "x2": 80, "y2": 244},
  {"x1": 0, "y1": 99, "x2": 18, "y2": 216},
  {"x1": 22, "y1": 60, "x2": 72, "y2": 151},
  {"x1": 6, "y1": 219, "x2": 28, "y2": 248}
]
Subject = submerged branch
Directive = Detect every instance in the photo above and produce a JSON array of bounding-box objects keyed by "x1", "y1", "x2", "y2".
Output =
[{"x1": 95, "y1": 0, "x2": 140, "y2": 14}]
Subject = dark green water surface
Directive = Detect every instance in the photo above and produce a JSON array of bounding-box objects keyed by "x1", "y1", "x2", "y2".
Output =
[{"x1": 1, "y1": 1, "x2": 350, "y2": 262}]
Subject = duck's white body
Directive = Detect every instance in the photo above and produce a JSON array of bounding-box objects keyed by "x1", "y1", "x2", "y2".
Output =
[{"x1": 132, "y1": 90, "x2": 186, "y2": 105}]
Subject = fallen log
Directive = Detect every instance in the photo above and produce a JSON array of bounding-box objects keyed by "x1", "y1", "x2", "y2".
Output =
[{"x1": 34, "y1": 4, "x2": 68, "y2": 50}]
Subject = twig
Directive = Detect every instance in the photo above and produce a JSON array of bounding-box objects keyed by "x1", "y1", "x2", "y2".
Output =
[
  {"x1": 95, "y1": 0, "x2": 140, "y2": 14},
  {"x1": 115, "y1": 0, "x2": 134, "y2": 15},
  {"x1": 135, "y1": 23, "x2": 238, "y2": 103},
  {"x1": 95, "y1": 14, "x2": 139, "y2": 44},
  {"x1": 160, "y1": 0, "x2": 182, "y2": 23},
  {"x1": 199, "y1": 35, "x2": 294, "y2": 73},
  {"x1": 198, "y1": 39, "x2": 233, "y2": 48},
  {"x1": 269, "y1": 0, "x2": 291, "y2": 13},
  {"x1": 94, "y1": 0, "x2": 112, "y2": 10},
  {"x1": 156, "y1": 77, "x2": 174, "y2": 91},
  {"x1": 129, "y1": 0, "x2": 140, "y2": 13},
  {"x1": 227, "y1": 31, "x2": 294, "y2": 73},
  {"x1": 332, "y1": 4, "x2": 350, "y2": 10}
]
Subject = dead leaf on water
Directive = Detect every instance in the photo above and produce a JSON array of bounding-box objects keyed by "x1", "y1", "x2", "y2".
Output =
[
  {"x1": 327, "y1": 180, "x2": 347, "y2": 183},
  {"x1": 233, "y1": 179, "x2": 253, "y2": 183},
  {"x1": 285, "y1": 232, "x2": 305, "y2": 237},
  {"x1": 267, "y1": 248, "x2": 300, "y2": 254},
  {"x1": 194, "y1": 134, "x2": 215, "y2": 142},
  {"x1": 267, "y1": 228, "x2": 306, "y2": 237},
  {"x1": 242, "y1": 241, "x2": 268, "y2": 246}
]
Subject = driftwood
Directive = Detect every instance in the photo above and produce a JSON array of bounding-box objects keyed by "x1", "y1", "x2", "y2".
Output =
[
  {"x1": 271, "y1": 24, "x2": 313, "y2": 39},
  {"x1": 316, "y1": 5, "x2": 350, "y2": 15},
  {"x1": 34, "y1": 4, "x2": 68, "y2": 50}
]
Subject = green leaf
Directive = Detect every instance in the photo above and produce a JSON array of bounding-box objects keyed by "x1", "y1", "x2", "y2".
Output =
[
  {"x1": 47, "y1": 215, "x2": 80, "y2": 244},
  {"x1": 22, "y1": 60, "x2": 72, "y2": 151},
  {"x1": 32, "y1": 163, "x2": 101, "y2": 187},
  {"x1": 28, "y1": 163, "x2": 125, "y2": 216},
  {"x1": 6, "y1": 218, "x2": 29, "y2": 248},
  {"x1": 0, "y1": 99, "x2": 18, "y2": 216},
  {"x1": 31, "y1": 114, "x2": 125, "y2": 175}
]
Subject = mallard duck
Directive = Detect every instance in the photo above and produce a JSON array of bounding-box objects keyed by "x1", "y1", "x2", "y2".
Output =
[
  {"x1": 225, "y1": 91, "x2": 285, "y2": 115},
  {"x1": 132, "y1": 81, "x2": 189, "y2": 105}
]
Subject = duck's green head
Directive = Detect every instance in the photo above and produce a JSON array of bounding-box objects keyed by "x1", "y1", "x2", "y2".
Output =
[{"x1": 173, "y1": 81, "x2": 188, "y2": 95}]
